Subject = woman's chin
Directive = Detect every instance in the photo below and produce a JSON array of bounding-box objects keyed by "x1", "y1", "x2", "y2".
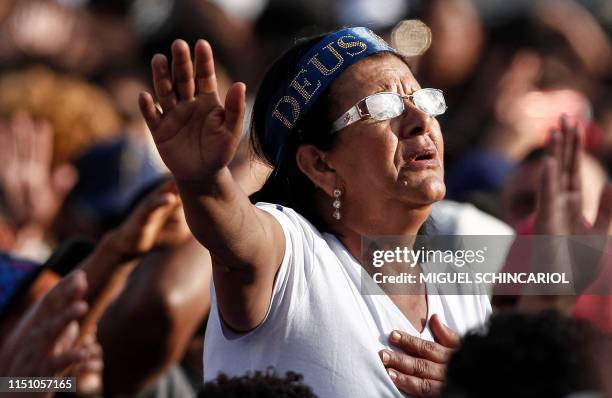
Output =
[{"x1": 399, "y1": 175, "x2": 446, "y2": 205}]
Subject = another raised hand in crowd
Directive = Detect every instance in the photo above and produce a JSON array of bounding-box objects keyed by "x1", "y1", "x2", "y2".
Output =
[
  {"x1": 96, "y1": 179, "x2": 210, "y2": 395},
  {"x1": 519, "y1": 116, "x2": 612, "y2": 312},
  {"x1": 0, "y1": 112, "x2": 77, "y2": 258},
  {"x1": 532, "y1": 116, "x2": 612, "y2": 237},
  {"x1": 76, "y1": 179, "x2": 180, "y2": 336},
  {"x1": 0, "y1": 270, "x2": 91, "y2": 395},
  {"x1": 0, "y1": 179, "x2": 182, "y2": 396}
]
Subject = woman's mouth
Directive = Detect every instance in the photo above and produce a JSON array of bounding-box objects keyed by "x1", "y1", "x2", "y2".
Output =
[{"x1": 403, "y1": 147, "x2": 440, "y2": 170}]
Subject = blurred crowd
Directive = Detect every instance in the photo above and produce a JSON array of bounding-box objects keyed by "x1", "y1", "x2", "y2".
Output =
[{"x1": 0, "y1": 0, "x2": 611, "y2": 397}]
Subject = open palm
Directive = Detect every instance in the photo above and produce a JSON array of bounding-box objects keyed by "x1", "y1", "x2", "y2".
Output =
[{"x1": 138, "y1": 40, "x2": 246, "y2": 181}]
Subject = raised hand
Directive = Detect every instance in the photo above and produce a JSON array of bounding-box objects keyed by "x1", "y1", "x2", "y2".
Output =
[
  {"x1": 138, "y1": 40, "x2": 246, "y2": 181},
  {"x1": 534, "y1": 115, "x2": 612, "y2": 236},
  {"x1": 138, "y1": 40, "x2": 284, "y2": 334},
  {"x1": 529, "y1": 115, "x2": 612, "y2": 299},
  {"x1": 0, "y1": 270, "x2": 89, "y2": 378},
  {"x1": 105, "y1": 180, "x2": 181, "y2": 260},
  {"x1": 0, "y1": 112, "x2": 77, "y2": 230}
]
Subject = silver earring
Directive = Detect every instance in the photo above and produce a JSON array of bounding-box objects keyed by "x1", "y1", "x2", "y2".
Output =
[{"x1": 332, "y1": 188, "x2": 342, "y2": 220}]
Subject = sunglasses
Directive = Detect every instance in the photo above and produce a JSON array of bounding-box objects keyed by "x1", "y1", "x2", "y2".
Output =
[{"x1": 331, "y1": 89, "x2": 447, "y2": 132}]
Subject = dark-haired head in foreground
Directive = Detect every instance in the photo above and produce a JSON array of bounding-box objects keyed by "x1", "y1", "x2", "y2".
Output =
[
  {"x1": 199, "y1": 370, "x2": 318, "y2": 398},
  {"x1": 441, "y1": 311, "x2": 609, "y2": 398}
]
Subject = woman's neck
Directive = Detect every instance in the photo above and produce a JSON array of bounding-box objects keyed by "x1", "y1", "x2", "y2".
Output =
[
  {"x1": 332, "y1": 206, "x2": 430, "y2": 265},
  {"x1": 331, "y1": 208, "x2": 430, "y2": 333}
]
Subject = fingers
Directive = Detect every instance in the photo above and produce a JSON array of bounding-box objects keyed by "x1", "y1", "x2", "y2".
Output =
[
  {"x1": 37, "y1": 270, "x2": 88, "y2": 318},
  {"x1": 388, "y1": 330, "x2": 452, "y2": 364},
  {"x1": 566, "y1": 120, "x2": 581, "y2": 192},
  {"x1": 386, "y1": 369, "x2": 442, "y2": 397},
  {"x1": 12, "y1": 112, "x2": 35, "y2": 162},
  {"x1": 52, "y1": 320, "x2": 80, "y2": 354},
  {"x1": 138, "y1": 92, "x2": 162, "y2": 132},
  {"x1": 593, "y1": 183, "x2": 612, "y2": 234},
  {"x1": 142, "y1": 191, "x2": 180, "y2": 231},
  {"x1": 224, "y1": 82, "x2": 246, "y2": 138},
  {"x1": 41, "y1": 301, "x2": 88, "y2": 354},
  {"x1": 558, "y1": 115, "x2": 580, "y2": 192},
  {"x1": 116, "y1": 185, "x2": 180, "y2": 255},
  {"x1": 152, "y1": 54, "x2": 177, "y2": 113},
  {"x1": 429, "y1": 314, "x2": 460, "y2": 348},
  {"x1": 379, "y1": 350, "x2": 445, "y2": 380},
  {"x1": 537, "y1": 137, "x2": 560, "y2": 222},
  {"x1": 0, "y1": 120, "x2": 15, "y2": 165},
  {"x1": 51, "y1": 164, "x2": 78, "y2": 201},
  {"x1": 152, "y1": 39, "x2": 222, "y2": 110},
  {"x1": 194, "y1": 39, "x2": 220, "y2": 103},
  {"x1": 73, "y1": 335, "x2": 103, "y2": 373},
  {"x1": 32, "y1": 119, "x2": 53, "y2": 170},
  {"x1": 45, "y1": 347, "x2": 88, "y2": 376},
  {"x1": 172, "y1": 39, "x2": 195, "y2": 101},
  {"x1": 133, "y1": 188, "x2": 179, "y2": 225},
  {"x1": 1, "y1": 272, "x2": 88, "y2": 377}
]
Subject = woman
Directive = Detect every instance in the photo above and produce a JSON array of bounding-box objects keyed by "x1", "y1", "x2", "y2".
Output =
[{"x1": 137, "y1": 27, "x2": 609, "y2": 397}]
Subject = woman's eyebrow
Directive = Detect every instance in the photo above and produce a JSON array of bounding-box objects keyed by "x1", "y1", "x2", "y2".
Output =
[{"x1": 373, "y1": 81, "x2": 395, "y2": 92}]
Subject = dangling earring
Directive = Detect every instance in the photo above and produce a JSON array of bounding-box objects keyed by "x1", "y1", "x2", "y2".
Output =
[{"x1": 332, "y1": 188, "x2": 342, "y2": 220}]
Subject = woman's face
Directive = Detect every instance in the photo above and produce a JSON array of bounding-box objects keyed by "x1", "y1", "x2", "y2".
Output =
[{"x1": 327, "y1": 54, "x2": 445, "y2": 213}]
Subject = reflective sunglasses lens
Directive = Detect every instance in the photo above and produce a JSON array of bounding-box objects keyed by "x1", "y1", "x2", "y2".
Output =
[
  {"x1": 413, "y1": 89, "x2": 446, "y2": 116},
  {"x1": 365, "y1": 93, "x2": 404, "y2": 120}
]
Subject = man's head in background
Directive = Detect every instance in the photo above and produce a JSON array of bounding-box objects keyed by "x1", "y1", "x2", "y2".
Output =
[
  {"x1": 441, "y1": 311, "x2": 610, "y2": 398},
  {"x1": 199, "y1": 370, "x2": 318, "y2": 398}
]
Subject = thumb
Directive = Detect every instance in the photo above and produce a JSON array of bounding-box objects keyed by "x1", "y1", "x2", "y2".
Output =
[{"x1": 430, "y1": 314, "x2": 460, "y2": 348}]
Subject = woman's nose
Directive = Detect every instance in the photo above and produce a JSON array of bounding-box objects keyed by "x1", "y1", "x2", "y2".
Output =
[{"x1": 396, "y1": 102, "x2": 432, "y2": 139}]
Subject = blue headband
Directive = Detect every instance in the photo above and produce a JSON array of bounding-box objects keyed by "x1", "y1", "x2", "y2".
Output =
[{"x1": 264, "y1": 27, "x2": 397, "y2": 166}]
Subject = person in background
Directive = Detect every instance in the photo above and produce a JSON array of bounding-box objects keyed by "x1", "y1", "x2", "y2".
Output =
[
  {"x1": 0, "y1": 112, "x2": 78, "y2": 260},
  {"x1": 53, "y1": 136, "x2": 164, "y2": 243},
  {"x1": 0, "y1": 180, "x2": 181, "y2": 395},
  {"x1": 440, "y1": 311, "x2": 611, "y2": 398},
  {"x1": 137, "y1": 24, "x2": 612, "y2": 395},
  {"x1": 0, "y1": 66, "x2": 122, "y2": 260},
  {"x1": 499, "y1": 145, "x2": 612, "y2": 331},
  {"x1": 0, "y1": 270, "x2": 93, "y2": 397},
  {"x1": 199, "y1": 370, "x2": 318, "y2": 398}
]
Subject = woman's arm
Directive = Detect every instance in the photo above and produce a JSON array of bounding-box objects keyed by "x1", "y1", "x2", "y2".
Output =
[{"x1": 138, "y1": 39, "x2": 284, "y2": 331}]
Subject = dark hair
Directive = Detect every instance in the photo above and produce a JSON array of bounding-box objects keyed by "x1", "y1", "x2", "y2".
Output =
[
  {"x1": 441, "y1": 311, "x2": 607, "y2": 398},
  {"x1": 249, "y1": 34, "x2": 337, "y2": 232},
  {"x1": 198, "y1": 369, "x2": 318, "y2": 398}
]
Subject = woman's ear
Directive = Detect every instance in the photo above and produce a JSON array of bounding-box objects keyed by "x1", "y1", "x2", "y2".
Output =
[{"x1": 296, "y1": 145, "x2": 337, "y2": 197}]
